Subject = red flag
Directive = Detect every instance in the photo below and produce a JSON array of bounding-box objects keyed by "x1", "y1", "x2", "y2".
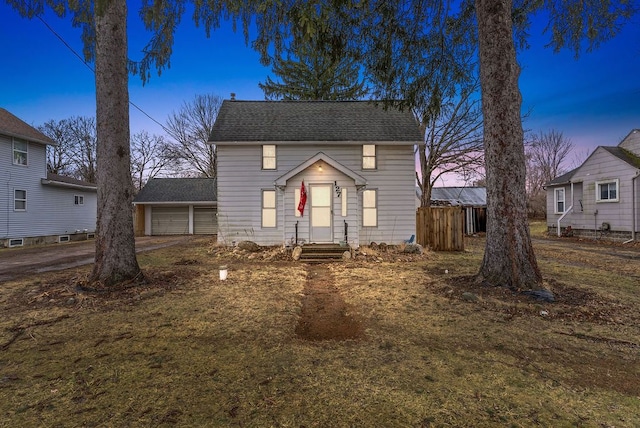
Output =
[{"x1": 298, "y1": 181, "x2": 307, "y2": 216}]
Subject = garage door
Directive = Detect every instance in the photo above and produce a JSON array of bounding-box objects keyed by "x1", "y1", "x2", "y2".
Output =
[
  {"x1": 151, "y1": 206, "x2": 189, "y2": 235},
  {"x1": 193, "y1": 207, "x2": 217, "y2": 235}
]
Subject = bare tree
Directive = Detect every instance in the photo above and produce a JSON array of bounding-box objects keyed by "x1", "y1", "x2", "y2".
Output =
[
  {"x1": 39, "y1": 117, "x2": 97, "y2": 182},
  {"x1": 69, "y1": 116, "x2": 98, "y2": 183},
  {"x1": 165, "y1": 94, "x2": 222, "y2": 178},
  {"x1": 40, "y1": 119, "x2": 75, "y2": 176},
  {"x1": 525, "y1": 129, "x2": 574, "y2": 218},
  {"x1": 131, "y1": 131, "x2": 176, "y2": 191},
  {"x1": 416, "y1": 77, "x2": 484, "y2": 207}
]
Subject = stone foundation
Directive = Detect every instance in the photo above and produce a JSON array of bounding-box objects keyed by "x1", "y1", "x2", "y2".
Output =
[
  {"x1": 547, "y1": 226, "x2": 633, "y2": 242},
  {"x1": 1, "y1": 232, "x2": 95, "y2": 248}
]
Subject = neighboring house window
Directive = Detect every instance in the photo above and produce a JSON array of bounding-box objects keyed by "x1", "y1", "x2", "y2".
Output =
[
  {"x1": 13, "y1": 139, "x2": 28, "y2": 165},
  {"x1": 262, "y1": 145, "x2": 276, "y2": 170},
  {"x1": 596, "y1": 179, "x2": 619, "y2": 202},
  {"x1": 14, "y1": 189, "x2": 26, "y2": 211},
  {"x1": 554, "y1": 188, "x2": 565, "y2": 214},
  {"x1": 362, "y1": 144, "x2": 376, "y2": 169},
  {"x1": 75, "y1": 195, "x2": 84, "y2": 205},
  {"x1": 362, "y1": 189, "x2": 377, "y2": 227},
  {"x1": 262, "y1": 189, "x2": 276, "y2": 227}
]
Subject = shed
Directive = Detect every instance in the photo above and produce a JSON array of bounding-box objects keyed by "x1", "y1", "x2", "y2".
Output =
[{"x1": 430, "y1": 187, "x2": 487, "y2": 235}]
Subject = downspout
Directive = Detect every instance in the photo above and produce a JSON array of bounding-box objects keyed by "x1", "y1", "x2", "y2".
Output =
[
  {"x1": 623, "y1": 172, "x2": 638, "y2": 244},
  {"x1": 557, "y1": 183, "x2": 574, "y2": 237}
]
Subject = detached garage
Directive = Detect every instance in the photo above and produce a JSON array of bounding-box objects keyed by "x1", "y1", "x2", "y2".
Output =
[{"x1": 133, "y1": 178, "x2": 217, "y2": 236}]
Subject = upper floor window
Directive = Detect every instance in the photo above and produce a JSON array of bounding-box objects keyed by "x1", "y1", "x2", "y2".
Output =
[
  {"x1": 362, "y1": 144, "x2": 376, "y2": 169},
  {"x1": 554, "y1": 188, "x2": 565, "y2": 214},
  {"x1": 14, "y1": 189, "x2": 26, "y2": 211},
  {"x1": 13, "y1": 139, "x2": 28, "y2": 165},
  {"x1": 262, "y1": 145, "x2": 276, "y2": 170},
  {"x1": 596, "y1": 179, "x2": 619, "y2": 202},
  {"x1": 75, "y1": 195, "x2": 84, "y2": 205}
]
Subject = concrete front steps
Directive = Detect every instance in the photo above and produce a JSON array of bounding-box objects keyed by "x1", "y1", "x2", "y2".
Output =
[{"x1": 298, "y1": 243, "x2": 350, "y2": 263}]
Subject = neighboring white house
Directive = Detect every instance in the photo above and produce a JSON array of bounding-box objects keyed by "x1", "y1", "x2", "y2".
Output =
[
  {"x1": 0, "y1": 108, "x2": 97, "y2": 247},
  {"x1": 545, "y1": 129, "x2": 640, "y2": 241},
  {"x1": 133, "y1": 178, "x2": 217, "y2": 236},
  {"x1": 209, "y1": 100, "x2": 422, "y2": 247}
]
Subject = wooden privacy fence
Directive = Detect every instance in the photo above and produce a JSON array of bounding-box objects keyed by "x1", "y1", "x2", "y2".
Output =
[{"x1": 416, "y1": 207, "x2": 464, "y2": 251}]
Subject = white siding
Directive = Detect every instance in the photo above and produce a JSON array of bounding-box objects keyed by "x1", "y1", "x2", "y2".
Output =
[
  {"x1": 569, "y1": 147, "x2": 637, "y2": 232},
  {"x1": 619, "y1": 130, "x2": 640, "y2": 155},
  {"x1": 1, "y1": 135, "x2": 97, "y2": 240},
  {"x1": 217, "y1": 143, "x2": 416, "y2": 246}
]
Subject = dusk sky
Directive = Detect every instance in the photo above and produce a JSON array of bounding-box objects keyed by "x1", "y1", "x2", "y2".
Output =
[{"x1": 2, "y1": 2, "x2": 639, "y2": 170}]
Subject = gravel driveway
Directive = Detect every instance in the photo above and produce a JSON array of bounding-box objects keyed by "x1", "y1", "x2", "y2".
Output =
[{"x1": 0, "y1": 236, "x2": 197, "y2": 282}]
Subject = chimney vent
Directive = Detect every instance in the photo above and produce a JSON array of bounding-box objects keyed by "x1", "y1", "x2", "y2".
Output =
[{"x1": 230, "y1": 93, "x2": 236, "y2": 101}]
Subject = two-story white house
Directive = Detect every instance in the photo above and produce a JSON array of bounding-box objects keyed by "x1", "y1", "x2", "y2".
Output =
[
  {"x1": 546, "y1": 129, "x2": 640, "y2": 241},
  {"x1": 1, "y1": 108, "x2": 97, "y2": 247},
  {"x1": 209, "y1": 100, "x2": 422, "y2": 247}
]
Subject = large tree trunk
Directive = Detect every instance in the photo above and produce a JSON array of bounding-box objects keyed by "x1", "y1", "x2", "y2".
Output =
[
  {"x1": 475, "y1": 0, "x2": 543, "y2": 289},
  {"x1": 90, "y1": 0, "x2": 142, "y2": 286}
]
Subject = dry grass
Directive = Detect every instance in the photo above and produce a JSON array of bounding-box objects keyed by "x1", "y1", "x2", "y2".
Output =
[{"x1": 0, "y1": 235, "x2": 638, "y2": 427}]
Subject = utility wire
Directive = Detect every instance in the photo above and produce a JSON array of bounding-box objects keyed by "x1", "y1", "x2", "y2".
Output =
[{"x1": 36, "y1": 14, "x2": 171, "y2": 134}]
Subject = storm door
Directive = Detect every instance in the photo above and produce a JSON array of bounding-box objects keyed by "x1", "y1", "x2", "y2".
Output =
[{"x1": 310, "y1": 184, "x2": 333, "y2": 242}]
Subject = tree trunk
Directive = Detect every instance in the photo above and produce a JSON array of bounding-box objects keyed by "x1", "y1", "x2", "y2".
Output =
[
  {"x1": 90, "y1": 0, "x2": 142, "y2": 286},
  {"x1": 475, "y1": 0, "x2": 543, "y2": 289}
]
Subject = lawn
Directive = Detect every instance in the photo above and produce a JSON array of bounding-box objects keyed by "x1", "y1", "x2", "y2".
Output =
[{"x1": 0, "y1": 234, "x2": 638, "y2": 427}]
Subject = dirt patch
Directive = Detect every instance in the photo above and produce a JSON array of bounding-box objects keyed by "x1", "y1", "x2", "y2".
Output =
[
  {"x1": 432, "y1": 273, "x2": 640, "y2": 326},
  {"x1": 295, "y1": 264, "x2": 365, "y2": 341}
]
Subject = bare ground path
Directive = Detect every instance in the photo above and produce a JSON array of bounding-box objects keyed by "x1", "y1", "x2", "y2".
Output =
[{"x1": 295, "y1": 264, "x2": 364, "y2": 341}]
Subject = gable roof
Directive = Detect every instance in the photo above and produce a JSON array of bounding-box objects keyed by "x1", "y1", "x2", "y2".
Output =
[
  {"x1": 545, "y1": 168, "x2": 578, "y2": 187},
  {"x1": 274, "y1": 152, "x2": 367, "y2": 187},
  {"x1": 209, "y1": 100, "x2": 422, "y2": 144},
  {"x1": 601, "y1": 146, "x2": 640, "y2": 169},
  {"x1": 0, "y1": 108, "x2": 55, "y2": 145},
  {"x1": 430, "y1": 187, "x2": 487, "y2": 206},
  {"x1": 133, "y1": 178, "x2": 217, "y2": 204}
]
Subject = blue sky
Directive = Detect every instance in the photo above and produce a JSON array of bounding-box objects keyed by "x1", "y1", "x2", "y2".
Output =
[{"x1": 1, "y1": 2, "x2": 639, "y2": 164}]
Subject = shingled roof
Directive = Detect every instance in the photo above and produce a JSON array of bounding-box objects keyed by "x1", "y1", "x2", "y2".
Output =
[
  {"x1": 133, "y1": 178, "x2": 217, "y2": 203},
  {"x1": 601, "y1": 146, "x2": 640, "y2": 169},
  {"x1": 209, "y1": 100, "x2": 422, "y2": 143},
  {"x1": 0, "y1": 108, "x2": 55, "y2": 145}
]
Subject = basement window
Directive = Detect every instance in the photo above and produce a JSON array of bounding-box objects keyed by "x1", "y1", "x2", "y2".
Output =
[{"x1": 9, "y1": 238, "x2": 24, "y2": 247}]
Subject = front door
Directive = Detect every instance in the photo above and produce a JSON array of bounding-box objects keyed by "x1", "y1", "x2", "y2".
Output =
[{"x1": 310, "y1": 184, "x2": 333, "y2": 242}]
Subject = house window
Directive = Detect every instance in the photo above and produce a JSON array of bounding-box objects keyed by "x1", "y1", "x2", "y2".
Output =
[
  {"x1": 262, "y1": 189, "x2": 276, "y2": 227},
  {"x1": 14, "y1": 189, "x2": 26, "y2": 211},
  {"x1": 262, "y1": 145, "x2": 276, "y2": 170},
  {"x1": 13, "y1": 139, "x2": 28, "y2": 166},
  {"x1": 554, "y1": 188, "x2": 565, "y2": 214},
  {"x1": 341, "y1": 188, "x2": 348, "y2": 217},
  {"x1": 596, "y1": 179, "x2": 619, "y2": 202},
  {"x1": 362, "y1": 144, "x2": 376, "y2": 169},
  {"x1": 362, "y1": 189, "x2": 377, "y2": 227},
  {"x1": 75, "y1": 195, "x2": 84, "y2": 205}
]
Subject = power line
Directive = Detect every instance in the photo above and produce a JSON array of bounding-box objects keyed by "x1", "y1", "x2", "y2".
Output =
[{"x1": 36, "y1": 14, "x2": 170, "y2": 134}]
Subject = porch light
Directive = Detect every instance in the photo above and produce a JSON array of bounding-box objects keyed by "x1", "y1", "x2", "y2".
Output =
[{"x1": 318, "y1": 162, "x2": 323, "y2": 172}]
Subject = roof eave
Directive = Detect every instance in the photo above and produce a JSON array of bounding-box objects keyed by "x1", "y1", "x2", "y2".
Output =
[{"x1": 212, "y1": 140, "x2": 419, "y2": 146}]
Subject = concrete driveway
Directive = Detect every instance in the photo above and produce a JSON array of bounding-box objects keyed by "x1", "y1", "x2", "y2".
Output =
[{"x1": 0, "y1": 236, "x2": 197, "y2": 282}]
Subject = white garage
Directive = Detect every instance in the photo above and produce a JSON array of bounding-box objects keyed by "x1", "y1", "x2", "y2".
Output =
[
  {"x1": 151, "y1": 206, "x2": 189, "y2": 235},
  {"x1": 133, "y1": 178, "x2": 217, "y2": 237}
]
